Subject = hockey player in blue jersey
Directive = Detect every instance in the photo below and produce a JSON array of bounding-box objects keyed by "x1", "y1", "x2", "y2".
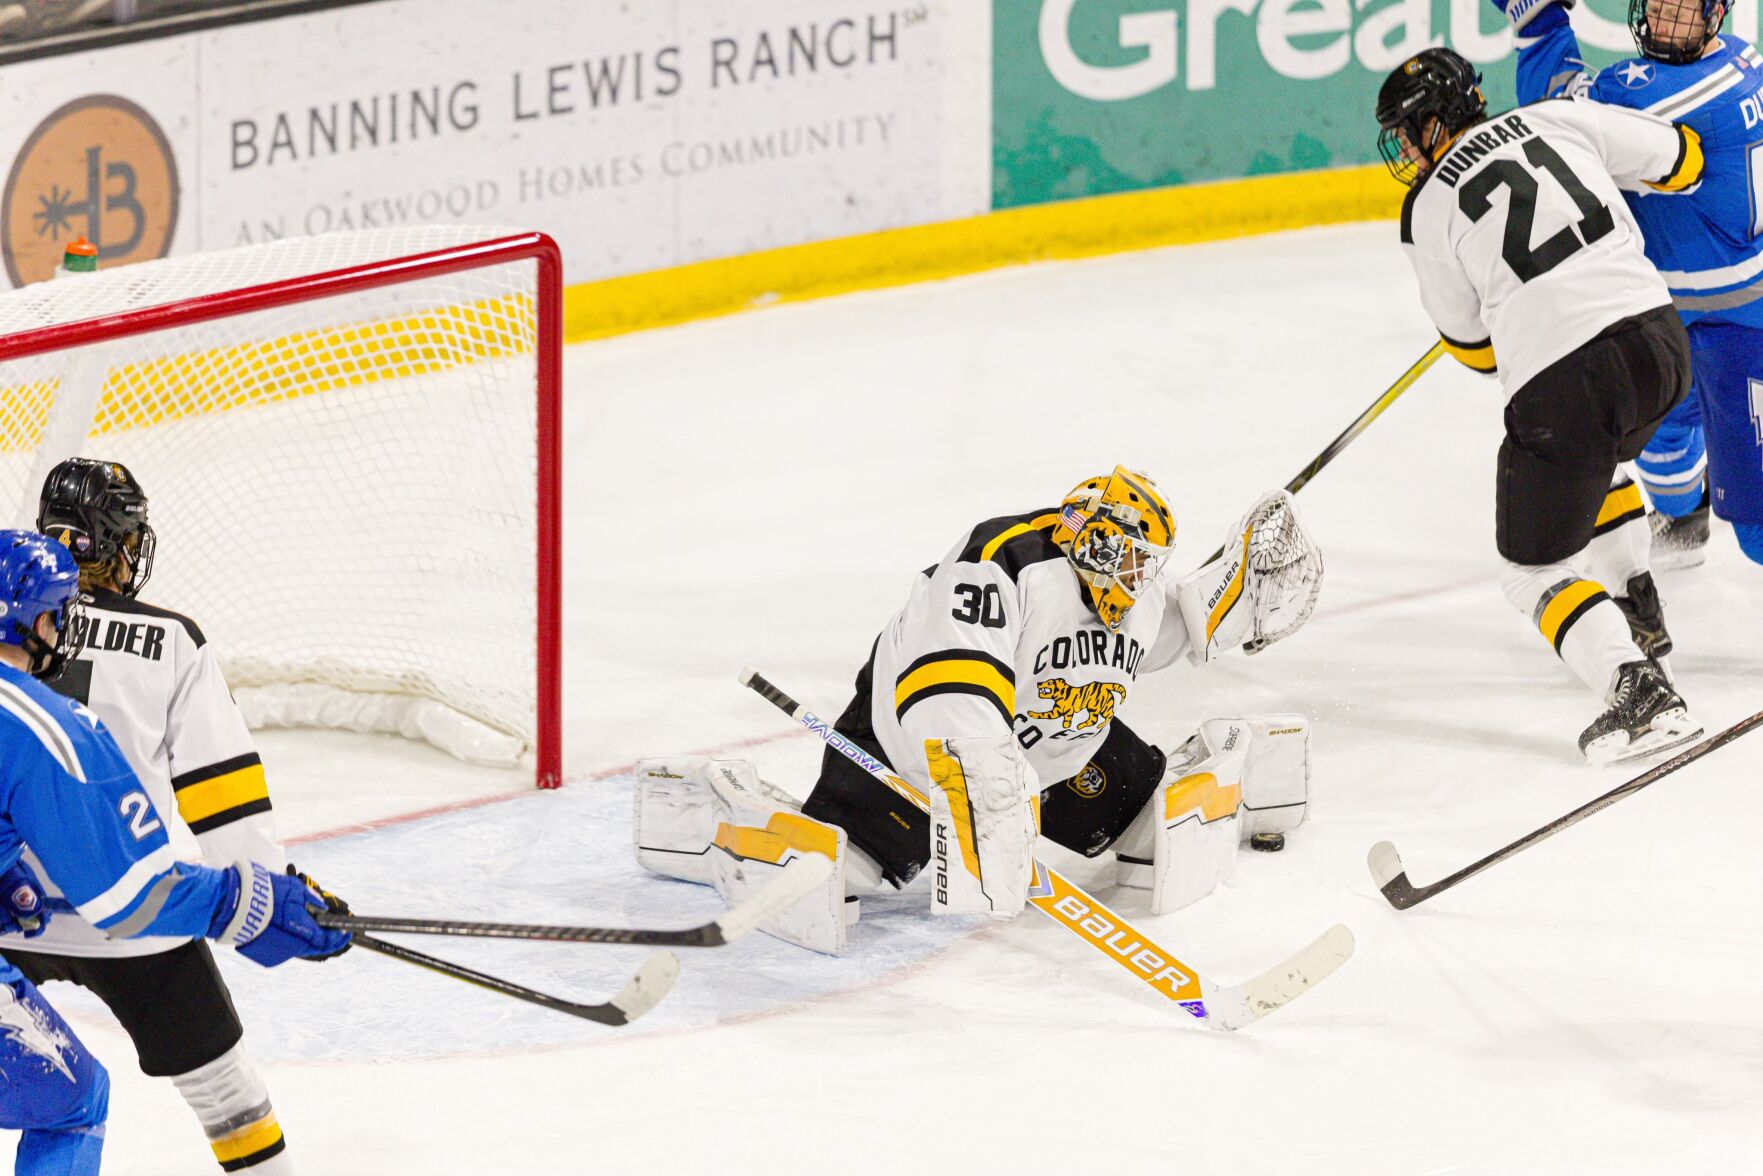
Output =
[
  {"x1": 1493, "y1": 0, "x2": 1763, "y2": 576},
  {"x1": 0, "y1": 530, "x2": 350, "y2": 1175}
]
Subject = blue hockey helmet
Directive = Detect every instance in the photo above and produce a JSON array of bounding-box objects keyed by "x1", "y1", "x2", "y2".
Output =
[
  {"x1": 1630, "y1": 0, "x2": 1727, "y2": 64},
  {"x1": 0, "y1": 530, "x2": 86, "y2": 679}
]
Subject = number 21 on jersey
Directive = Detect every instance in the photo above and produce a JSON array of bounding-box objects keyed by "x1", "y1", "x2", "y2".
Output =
[{"x1": 1459, "y1": 139, "x2": 1614, "y2": 282}]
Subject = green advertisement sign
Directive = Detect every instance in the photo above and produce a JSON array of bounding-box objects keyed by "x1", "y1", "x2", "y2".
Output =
[{"x1": 994, "y1": 0, "x2": 1636, "y2": 208}]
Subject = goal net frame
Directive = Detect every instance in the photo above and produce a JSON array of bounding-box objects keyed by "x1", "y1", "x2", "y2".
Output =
[{"x1": 0, "y1": 231, "x2": 564, "y2": 789}]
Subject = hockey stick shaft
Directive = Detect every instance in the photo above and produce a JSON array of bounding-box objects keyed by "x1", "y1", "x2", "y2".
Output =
[
  {"x1": 314, "y1": 854, "x2": 831, "y2": 946},
  {"x1": 321, "y1": 912, "x2": 722, "y2": 945},
  {"x1": 1204, "y1": 341, "x2": 1442, "y2": 563},
  {"x1": 739, "y1": 668, "x2": 1226, "y2": 1019},
  {"x1": 1375, "y1": 707, "x2": 1763, "y2": 908},
  {"x1": 349, "y1": 933, "x2": 678, "y2": 1025}
]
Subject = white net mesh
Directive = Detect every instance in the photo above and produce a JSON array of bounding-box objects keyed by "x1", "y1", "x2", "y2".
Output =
[{"x1": 0, "y1": 227, "x2": 556, "y2": 773}]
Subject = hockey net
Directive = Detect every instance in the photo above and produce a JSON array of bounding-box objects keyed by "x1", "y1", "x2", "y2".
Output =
[{"x1": 0, "y1": 227, "x2": 562, "y2": 787}]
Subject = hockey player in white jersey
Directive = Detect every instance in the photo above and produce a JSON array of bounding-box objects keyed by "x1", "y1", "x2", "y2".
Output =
[
  {"x1": 0, "y1": 529, "x2": 349, "y2": 1176},
  {"x1": 635, "y1": 468, "x2": 1326, "y2": 952},
  {"x1": 1, "y1": 459, "x2": 334, "y2": 1175},
  {"x1": 1377, "y1": 48, "x2": 1705, "y2": 763}
]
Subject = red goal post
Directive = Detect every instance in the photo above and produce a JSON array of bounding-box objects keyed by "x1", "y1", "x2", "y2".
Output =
[{"x1": 0, "y1": 228, "x2": 563, "y2": 788}]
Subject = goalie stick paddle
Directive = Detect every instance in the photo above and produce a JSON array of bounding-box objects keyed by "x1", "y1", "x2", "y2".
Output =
[
  {"x1": 1370, "y1": 707, "x2": 1763, "y2": 910},
  {"x1": 315, "y1": 854, "x2": 833, "y2": 947},
  {"x1": 350, "y1": 934, "x2": 679, "y2": 1026},
  {"x1": 737, "y1": 666, "x2": 1354, "y2": 1030},
  {"x1": 1204, "y1": 341, "x2": 1443, "y2": 564}
]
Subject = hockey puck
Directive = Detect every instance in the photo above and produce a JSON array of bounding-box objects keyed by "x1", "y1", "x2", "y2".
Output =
[{"x1": 1248, "y1": 832, "x2": 1285, "y2": 853}]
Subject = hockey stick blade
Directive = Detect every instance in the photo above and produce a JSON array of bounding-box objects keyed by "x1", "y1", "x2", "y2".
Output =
[
  {"x1": 1368, "y1": 707, "x2": 1763, "y2": 910},
  {"x1": 742, "y1": 666, "x2": 1354, "y2": 1029},
  {"x1": 317, "y1": 855, "x2": 833, "y2": 947},
  {"x1": 1366, "y1": 840, "x2": 1423, "y2": 910},
  {"x1": 352, "y1": 934, "x2": 679, "y2": 1026},
  {"x1": 1209, "y1": 923, "x2": 1357, "y2": 1030}
]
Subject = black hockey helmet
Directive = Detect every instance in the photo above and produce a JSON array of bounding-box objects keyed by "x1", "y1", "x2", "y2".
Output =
[
  {"x1": 36, "y1": 457, "x2": 156, "y2": 597},
  {"x1": 1376, "y1": 49, "x2": 1487, "y2": 186},
  {"x1": 1630, "y1": 0, "x2": 1727, "y2": 64}
]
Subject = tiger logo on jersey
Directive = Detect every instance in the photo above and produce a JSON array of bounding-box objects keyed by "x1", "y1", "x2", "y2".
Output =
[{"x1": 1027, "y1": 679, "x2": 1126, "y2": 731}]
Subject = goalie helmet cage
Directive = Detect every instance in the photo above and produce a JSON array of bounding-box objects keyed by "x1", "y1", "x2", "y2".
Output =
[{"x1": 0, "y1": 227, "x2": 563, "y2": 789}]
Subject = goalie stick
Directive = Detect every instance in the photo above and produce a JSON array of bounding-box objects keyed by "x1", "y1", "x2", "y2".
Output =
[
  {"x1": 1370, "y1": 707, "x2": 1763, "y2": 910},
  {"x1": 350, "y1": 934, "x2": 678, "y2": 1026},
  {"x1": 1204, "y1": 342, "x2": 1442, "y2": 563},
  {"x1": 315, "y1": 854, "x2": 833, "y2": 947},
  {"x1": 737, "y1": 667, "x2": 1354, "y2": 1030}
]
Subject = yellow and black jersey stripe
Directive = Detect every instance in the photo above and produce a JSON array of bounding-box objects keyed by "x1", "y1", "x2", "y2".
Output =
[
  {"x1": 894, "y1": 650, "x2": 1016, "y2": 726},
  {"x1": 953, "y1": 510, "x2": 1066, "y2": 583},
  {"x1": 1440, "y1": 331, "x2": 1496, "y2": 373},
  {"x1": 1646, "y1": 124, "x2": 1704, "y2": 193},
  {"x1": 1592, "y1": 479, "x2": 1646, "y2": 537},
  {"x1": 1533, "y1": 577, "x2": 1610, "y2": 655},
  {"x1": 173, "y1": 752, "x2": 272, "y2": 834}
]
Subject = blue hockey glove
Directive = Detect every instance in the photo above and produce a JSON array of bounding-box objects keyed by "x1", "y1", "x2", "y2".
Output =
[
  {"x1": 1491, "y1": 0, "x2": 1573, "y2": 31},
  {"x1": 0, "y1": 857, "x2": 49, "y2": 938},
  {"x1": 209, "y1": 861, "x2": 352, "y2": 967},
  {"x1": 286, "y1": 863, "x2": 352, "y2": 962}
]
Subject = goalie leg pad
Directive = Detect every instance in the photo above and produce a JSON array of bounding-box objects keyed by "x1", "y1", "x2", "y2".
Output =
[
  {"x1": 634, "y1": 756, "x2": 722, "y2": 885},
  {"x1": 635, "y1": 757, "x2": 851, "y2": 954},
  {"x1": 1236, "y1": 715, "x2": 1311, "y2": 840},
  {"x1": 926, "y1": 736, "x2": 1038, "y2": 919},
  {"x1": 1037, "y1": 720, "x2": 1167, "y2": 858},
  {"x1": 1113, "y1": 720, "x2": 1250, "y2": 914}
]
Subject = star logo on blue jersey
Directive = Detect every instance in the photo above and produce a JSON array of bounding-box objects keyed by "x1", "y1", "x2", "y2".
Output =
[
  {"x1": 1616, "y1": 61, "x2": 1655, "y2": 88},
  {"x1": 70, "y1": 702, "x2": 99, "y2": 730}
]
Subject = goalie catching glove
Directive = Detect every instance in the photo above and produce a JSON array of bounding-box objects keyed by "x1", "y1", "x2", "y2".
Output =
[{"x1": 1174, "y1": 489, "x2": 1323, "y2": 662}]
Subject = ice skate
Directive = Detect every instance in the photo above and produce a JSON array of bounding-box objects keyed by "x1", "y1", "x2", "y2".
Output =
[{"x1": 1579, "y1": 659, "x2": 1703, "y2": 766}]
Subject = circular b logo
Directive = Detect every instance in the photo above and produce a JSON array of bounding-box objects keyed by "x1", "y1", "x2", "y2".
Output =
[
  {"x1": 3, "y1": 95, "x2": 179, "y2": 287},
  {"x1": 1066, "y1": 762, "x2": 1107, "y2": 799}
]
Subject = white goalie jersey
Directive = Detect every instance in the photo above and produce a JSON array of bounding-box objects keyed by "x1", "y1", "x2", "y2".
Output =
[
  {"x1": 2, "y1": 587, "x2": 286, "y2": 958},
  {"x1": 867, "y1": 510, "x2": 1194, "y2": 798},
  {"x1": 1400, "y1": 97, "x2": 1701, "y2": 394}
]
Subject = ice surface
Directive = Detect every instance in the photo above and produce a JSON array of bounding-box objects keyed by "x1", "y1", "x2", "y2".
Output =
[{"x1": 7, "y1": 222, "x2": 1762, "y2": 1175}]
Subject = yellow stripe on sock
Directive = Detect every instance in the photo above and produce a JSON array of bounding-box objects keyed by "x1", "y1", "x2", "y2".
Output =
[
  {"x1": 211, "y1": 1117, "x2": 283, "y2": 1165},
  {"x1": 1538, "y1": 579, "x2": 1606, "y2": 650}
]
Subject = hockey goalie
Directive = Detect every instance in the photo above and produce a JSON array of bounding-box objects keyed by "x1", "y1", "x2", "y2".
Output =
[{"x1": 635, "y1": 467, "x2": 1325, "y2": 953}]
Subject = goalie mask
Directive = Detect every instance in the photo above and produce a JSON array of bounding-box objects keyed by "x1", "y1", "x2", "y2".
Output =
[
  {"x1": 37, "y1": 457, "x2": 156, "y2": 598},
  {"x1": 0, "y1": 530, "x2": 88, "y2": 680},
  {"x1": 1057, "y1": 466, "x2": 1175, "y2": 632}
]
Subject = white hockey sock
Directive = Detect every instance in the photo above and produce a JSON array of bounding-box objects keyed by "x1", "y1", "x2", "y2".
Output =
[
  {"x1": 1581, "y1": 476, "x2": 1651, "y2": 595},
  {"x1": 1503, "y1": 562, "x2": 1640, "y2": 696},
  {"x1": 170, "y1": 1044, "x2": 292, "y2": 1173}
]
